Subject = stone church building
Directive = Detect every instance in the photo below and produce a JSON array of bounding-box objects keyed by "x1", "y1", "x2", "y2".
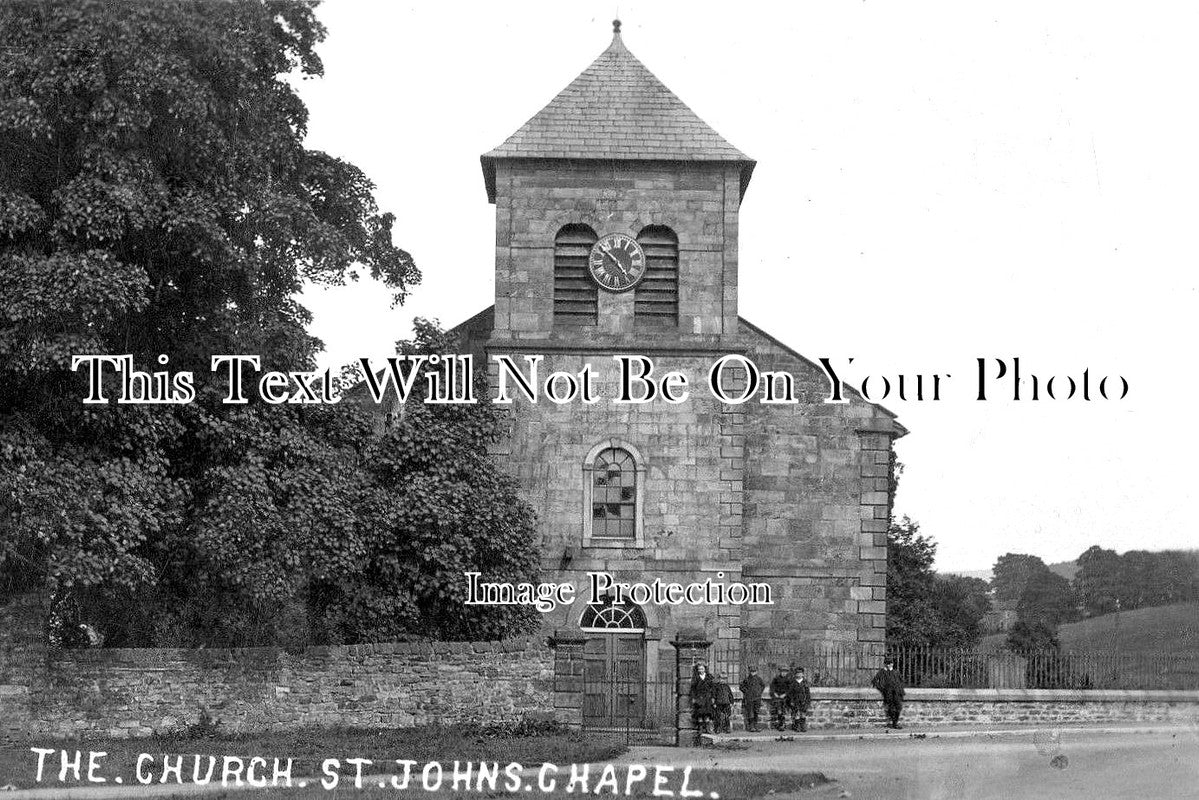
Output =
[{"x1": 449, "y1": 23, "x2": 905, "y2": 724}]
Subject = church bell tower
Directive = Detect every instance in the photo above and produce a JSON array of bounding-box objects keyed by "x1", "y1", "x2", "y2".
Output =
[
  {"x1": 480, "y1": 20, "x2": 755, "y2": 349},
  {"x1": 458, "y1": 20, "x2": 902, "y2": 688}
]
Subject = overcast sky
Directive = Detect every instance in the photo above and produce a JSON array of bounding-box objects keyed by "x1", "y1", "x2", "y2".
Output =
[{"x1": 295, "y1": 2, "x2": 1198, "y2": 573}]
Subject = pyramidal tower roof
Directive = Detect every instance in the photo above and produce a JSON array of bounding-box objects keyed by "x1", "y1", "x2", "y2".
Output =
[{"x1": 481, "y1": 20, "x2": 755, "y2": 202}]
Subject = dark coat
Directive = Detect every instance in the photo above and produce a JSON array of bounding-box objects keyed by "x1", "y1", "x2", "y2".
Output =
[
  {"x1": 713, "y1": 681, "x2": 734, "y2": 708},
  {"x1": 769, "y1": 674, "x2": 790, "y2": 700},
  {"x1": 786, "y1": 677, "x2": 812, "y2": 712},
  {"x1": 690, "y1": 673, "x2": 715, "y2": 713},
  {"x1": 739, "y1": 673, "x2": 765, "y2": 701},
  {"x1": 871, "y1": 668, "x2": 905, "y2": 702}
]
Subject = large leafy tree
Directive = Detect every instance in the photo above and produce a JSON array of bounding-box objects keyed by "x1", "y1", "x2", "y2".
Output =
[
  {"x1": 0, "y1": 1, "x2": 538, "y2": 645},
  {"x1": 884, "y1": 517, "x2": 939, "y2": 646},
  {"x1": 929, "y1": 574, "x2": 991, "y2": 647},
  {"x1": 306, "y1": 321, "x2": 540, "y2": 643},
  {"x1": 991, "y1": 552, "x2": 1079, "y2": 646},
  {"x1": 885, "y1": 517, "x2": 991, "y2": 648},
  {"x1": 1074, "y1": 545, "x2": 1123, "y2": 616},
  {"x1": 991, "y1": 553, "x2": 1048, "y2": 604},
  {"x1": 1015, "y1": 569, "x2": 1078, "y2": 629}
]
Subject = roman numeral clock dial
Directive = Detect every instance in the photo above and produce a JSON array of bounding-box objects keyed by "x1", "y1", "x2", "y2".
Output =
[{"x1": 588, "y1": 233, "x2": 647, "y2": 292}]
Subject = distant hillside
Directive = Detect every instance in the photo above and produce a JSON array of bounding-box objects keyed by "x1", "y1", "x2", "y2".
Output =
[
  {"x1": 944, "y1": 559, "x2": 1077, "y2": 584},
  {"x1": 947, "y1": 549, "x2": 1199, "y2": 586},
  {"x1": 981, "y1": 601, "x2": 1199, "y2": 654}
]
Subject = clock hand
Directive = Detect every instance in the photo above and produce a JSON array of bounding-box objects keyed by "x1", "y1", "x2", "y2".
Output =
[{"x1": 605, "y1": 250, "x2": 631, "y2": 279}]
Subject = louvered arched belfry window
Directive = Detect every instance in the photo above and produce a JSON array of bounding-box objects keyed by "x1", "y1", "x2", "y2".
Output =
[
  {"x1": 634, "y1": 225, "x2": 679, "y2": 324},
  {"x1": 553, "y1": 224, "x2": 598, "y2": 325}
]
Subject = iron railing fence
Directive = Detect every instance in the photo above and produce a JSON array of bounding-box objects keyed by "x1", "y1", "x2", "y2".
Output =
[
  {"x1": 580, "y1": 668, "x2": 677, "y2": 743},
  {"x1": 712, "y1": 642, "x2": 1198, "y2": 691},
  {"x1": 713, "y1": 640, "x2": 883, "y2": 689}
]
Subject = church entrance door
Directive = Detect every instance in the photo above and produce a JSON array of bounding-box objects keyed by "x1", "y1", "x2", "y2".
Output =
[
  {"x1": 582, "y1": 634, "x2": 645, "y2": 728},
  {"x1": 579, "y1": 596, "x2": 647, "y2": 729}
]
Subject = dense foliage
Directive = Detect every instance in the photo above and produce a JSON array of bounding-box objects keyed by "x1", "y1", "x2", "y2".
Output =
[
  {"x1": 1004, "y1": 619, "x2": 1060, "y2": 651},
  {"x1": 885, "y1": 517, "x2": 991, "y2": 648},
  {"x1": 1014, "y1": 568, "x2": 1077, "y2": 629},
  {"x1": 990, "y1": 552, "x2": 1080, "y2": 648},
  {"x1": 992, "y1": 546, "x2": 1197, "y2": 649},
  {"x1": 1074, "y1": 545, "x2": 1199, "y2": 616},
  {"x1": 990, "y1": 553, "x2": 1049, "y2": 604},
  {"x1": 0, "y1": 1, "x2": 539, "y2": 645},
  {"x1": 306, "y1": 321, "x2": 541, "y2": 644}
]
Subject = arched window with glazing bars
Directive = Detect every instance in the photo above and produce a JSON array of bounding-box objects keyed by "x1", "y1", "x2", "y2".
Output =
[{"x1": 582, "y1": 440, "x2": 646, "y2": 547}]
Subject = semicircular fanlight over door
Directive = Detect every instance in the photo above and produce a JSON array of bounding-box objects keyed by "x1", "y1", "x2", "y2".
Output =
[
  {"x1": 580, "y1": 594, "x2": 648, "y2": 632},
  {"x1": 581, "y1": 595, "x2": 648, "y2": 729}
]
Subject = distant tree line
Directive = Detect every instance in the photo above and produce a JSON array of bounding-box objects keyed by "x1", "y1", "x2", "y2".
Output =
[
  {"x1": 1074, "y1": 546, "x2": 1199, "y2": 616},
  {"x1": 887, "y1": 528, "x2": 1199, "y2": 652},
  {"x1": 992, "y1": 547, "x2": 1199, "y2": 650}
]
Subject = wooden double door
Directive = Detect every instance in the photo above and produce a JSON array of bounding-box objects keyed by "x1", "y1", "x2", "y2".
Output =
[{"x1": 582, "y1": 633, "x2": 646, "y2": 728}]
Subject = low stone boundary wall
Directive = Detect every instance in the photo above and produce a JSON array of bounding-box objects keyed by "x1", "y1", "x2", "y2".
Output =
[
  {"x1": 5, "y1": 593, "x2": 1198, "y2": 745},
  {"x1": 18, "y1": 639, "x2": 552, "y2": 741},
  {"x1": 802, "y1": 687, "x2": 1199, "y2": 729},
  {"x1": 1, "y1": 594, "x2": 46, "y2": 743}
]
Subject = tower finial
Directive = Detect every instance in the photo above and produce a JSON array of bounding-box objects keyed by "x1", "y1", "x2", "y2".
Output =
[{"x1": 612, "y1": 18, "x2": 622, "y2": 35}]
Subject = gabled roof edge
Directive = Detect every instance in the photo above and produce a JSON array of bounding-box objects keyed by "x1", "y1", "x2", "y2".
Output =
[{"x1": 739, "y1": 316, "x2": 909, "y2": 438}]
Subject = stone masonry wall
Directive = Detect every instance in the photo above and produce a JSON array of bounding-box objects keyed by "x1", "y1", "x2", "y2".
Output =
[
  {"x1": 31, "y1": 640, "x2": 551, "y2": 740},
  {"x1": 496, "y1": 350, "x2": 747, "y2": 654},
  {"x1": 478, "y1": 151, "x2": 906, "y2": 658},
  {"x1": 0, "y1": 595, "x2": 552, "y2": 743},
  {"x1": 708, "y1": 688, "x2": 1199, "y2": 733},
  {"x1": 740, "y1": 321, "x2": 900, "y2": 653},
  {"x1": 443, "y1": 317, "x2": 904, "y2": 656},
  {"x1": 0, "y1": 594, "x2": 46, "y2": 742},
  {"x1": 803, "y1": 688, "x2": 1199, "y2": 730},
  {"x1": 491, "y1": 160, "x2": 741, "y2": 346}
]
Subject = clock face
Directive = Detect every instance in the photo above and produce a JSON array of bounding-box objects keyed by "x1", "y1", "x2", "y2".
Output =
[{"x1": 588, "y1": 233, "x2": 646, "y2": 292}]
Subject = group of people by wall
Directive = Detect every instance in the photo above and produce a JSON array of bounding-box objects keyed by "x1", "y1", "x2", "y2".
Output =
[
  {"x1": 688, "y1": 662, "x2": 811, "y2": 733},
  {"x1": 688, "y1": 658, "x2": 906, "y2": 734}
]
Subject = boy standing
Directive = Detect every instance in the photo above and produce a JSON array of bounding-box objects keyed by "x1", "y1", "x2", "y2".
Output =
[
  {"x1": 713, "y1": 673, "x2": 734, "y2": 733},
  {"x1": 689, "y1": 664, "x2": 715, "y2": 734},
  {"x1": 769, "y1": 665, "x2": 791, "y2": 730},
  {"x1": 739, "y1": 666, "x2": 765, "y2": 732},
  {"x1": 786, "y1": 667, "x2": 812, "y2": 732}
]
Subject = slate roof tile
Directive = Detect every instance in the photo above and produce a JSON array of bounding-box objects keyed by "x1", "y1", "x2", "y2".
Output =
[{"x1": 481, "y1": 29, "x2": 754, "y2": 201}]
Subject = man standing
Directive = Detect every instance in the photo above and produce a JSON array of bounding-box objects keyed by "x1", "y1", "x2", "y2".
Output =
[
  {"x1": 871, "y1": 658, "x2": 906, "y2": 729},
  {"x1": 739, "y1": 666, "x2": 765, "y2": 732},
  {"x1": 768, "y1": 665, "x2": 791, "y2": 730},
  {"x1": 786, "y1": 666, "x2": 812, "y2": 732}
]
